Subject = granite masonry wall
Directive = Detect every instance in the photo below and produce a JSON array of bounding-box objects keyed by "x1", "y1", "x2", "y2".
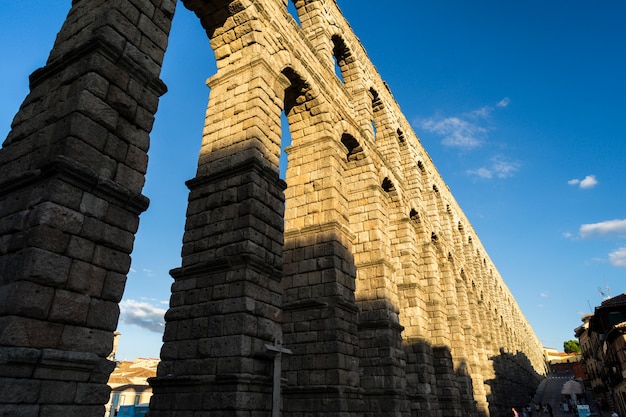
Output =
[{"x1": 0, "y1": 1, "x2": 546, "y2": 417}]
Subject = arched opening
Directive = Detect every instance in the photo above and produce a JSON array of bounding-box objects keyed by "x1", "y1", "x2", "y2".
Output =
[
  {"x1": 286, "y1": 0, "x2": 302, "y2": 26},
  {"x1": 331, "y1": 35, "x2": 349, "y2": 83},
  {"x1": 279, "y1": 112, "x2": 292, "y2": 179},
  {"x1": 111, "y1": 5, "x2": 219, "y2": 360},
  {"x1": 341, "y1": 133, "x2": 363, "y2": 162},
  {"x1": 369, "y1": 87, "x2": 382, "y2": 141},
  {"x1": 382, "y1": 177, "x2": 395, "y2": 193},
  {"x1": 397, "y1": 128, "x2": 406, "y2": 144}
]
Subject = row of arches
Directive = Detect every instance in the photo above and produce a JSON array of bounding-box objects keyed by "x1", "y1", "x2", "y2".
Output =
[{"x1": 178, "y1": 0, "x2": 547, "y2": 413}]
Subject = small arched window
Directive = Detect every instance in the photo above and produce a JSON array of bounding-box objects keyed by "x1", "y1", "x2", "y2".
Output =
[
  {"x1": 341, "y1": 133, "x2": 362, "y2": 162},
  {"x1": 369, "y1": 88, "x2": 382, "y2": 141},
  {"x1": 332, "y1": 35, "x2": 350, "y2": 83},
  {"x1": 286, "y1": 0, "x2": 301, "y2": 26},
  {"x1": 397, "y1": 128, "x2": 405, "y2": 144},
  {"x1": 382, "y1": 177, "x2": 395, "y2": 193}
]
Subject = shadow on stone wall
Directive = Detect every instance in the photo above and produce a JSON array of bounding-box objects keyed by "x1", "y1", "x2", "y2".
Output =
[
  {"x1": 487, "y1": 349, "x2": 544, "y2": 417},
  {"x1": 280, "y1": 229, "x2": 542, "y2": 417}
]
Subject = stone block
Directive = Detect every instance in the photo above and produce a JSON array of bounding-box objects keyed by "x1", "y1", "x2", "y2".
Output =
[
  {"x1": 75, "y1": 381, "x2": 111, "y2": 404},
  {"x1": 10, "y1": 247, "x2": 71, "y2": 287},
  {"x1": 101, "y1": 271, "x2": 126, "y2": 302},
  {"x1": 72, "y1": 90, "x2": 118, "y2": 132},
  {"x1": 0, "y1": 377, "x2": 40, "y2": 403},
  {"x1": 67, "y1": 260, "x2": 106, "y2": 297},
  {"x1": 49, "y1": 289, "x2": 90, "y2": 325},
  {"x1": 105, "y1": 203, "x2": 140, "y2": 233},
  {"x1": 92, "y1": 245, "x2": 131, "y2": 273},
  {"x1": 0, "y1": 281, "x2": 54, "y2": 319},
  {"x1": 39, "y1": 380, "x2": 77, "y2": 404},
  {"x1": 59, "y1": 325, "x2": 112, "y2": 357},
  {"x1": 28, "y1": 202, "x2": 84, "y2": 235},
  {"x1": 87, "y1": 298, "x2": 119, "y2": 331},
  {"x1": 0, "y1": 405, "x2": 39, "y2": 417},
  {"x1": 40, "y1": 405, "x2": 104, "y2": 417}
]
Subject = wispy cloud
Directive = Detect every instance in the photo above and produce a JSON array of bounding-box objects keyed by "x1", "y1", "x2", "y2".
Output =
[
  {"x1": 540, "y1": 292, "x2": 548, "y2": 298},
  {"x1": 420, "y1": 116, "x2": 486, "y2": 148},
  {"x1": 496, "y1": 98, "x2": 510, "y2": 108},
  {"x1": 579, "y1": 219, "x2": 626, "y2": 238},
  {"x1": 418, "y1": 98, "x2": 510, "y2": 149},
  {"x1": 467, "y1": 156, "x2": 520, "y2": 179},
  {"x1": 568, "y1": 175, "x2": 598, "y2": 189},
  {"x1": 119, "y1": 299, "x2": 166, "y2": 333},
  {"x1": 609, "y1": 246, "x2": 626, "y2": 268}
]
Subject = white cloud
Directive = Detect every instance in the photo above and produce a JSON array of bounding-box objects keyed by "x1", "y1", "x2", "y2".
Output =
[
  {"x1": 420, "y1": 116, "x2": 485, "y2": 148},
  {"x1": 540, "y1": 292, "x2": 548, "y2": 298},
  {"x1": 568, "y1": 175, "x2": 598, "y2": 189},
  {"x1": 467, "y1": 156, "x2": 520, "y2": 179},
  {"x1": 496, "y1": 97, "x2": 511, "y2": 108},
  {"x1": 609, "y1": 247, "x2": 626, "y2": 268},
  {"x1": 119, "y1": 299, "x2": 166, "y2": 333},
  {"x1": 418, "y1": 98, "x2": 509, "y2": 149},
  {"x1": 579, "y1": 219, "x2": 626, "y2": 238},
  {"x1": 580, "y1": 175, "x2": 598, "y2": 189}
]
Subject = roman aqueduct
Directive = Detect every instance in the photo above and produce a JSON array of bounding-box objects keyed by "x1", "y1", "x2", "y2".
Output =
[{"x1": 0, "y1": 0, "x2": 546, "y2": 416}]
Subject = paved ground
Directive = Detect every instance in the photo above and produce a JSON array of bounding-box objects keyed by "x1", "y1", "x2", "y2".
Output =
[{"x1": 528, "y1": 370, "x2": 590, "y2": 417}]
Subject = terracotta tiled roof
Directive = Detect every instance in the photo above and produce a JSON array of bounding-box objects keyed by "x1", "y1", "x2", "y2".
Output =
[{"x1": 108, "y1": 358, "x2": 159, "y2": 388}]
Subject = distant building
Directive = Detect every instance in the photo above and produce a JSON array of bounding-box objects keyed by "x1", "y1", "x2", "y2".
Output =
[
  {"x1": 105, "y1": 358, "x2": 158, "y2": 417},
  {"x1": 543, "y1": 346, "x2": 581, "y2": 369},
  {"x1": 576, "y1": 293, "x2": 626, "y2": 416}
]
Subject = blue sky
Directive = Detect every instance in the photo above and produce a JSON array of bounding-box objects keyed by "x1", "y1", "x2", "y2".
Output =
[{"x1": 1, "y1": 1, "x2": 625, "y2": 360}]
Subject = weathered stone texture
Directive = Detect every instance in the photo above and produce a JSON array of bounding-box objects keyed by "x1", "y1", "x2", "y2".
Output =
[
  {"x1": 1, "y1": 1, "x2": 545, "y2": 417},
  {"x1": 0, "y1": 0, "x2": 173, "y2": 415}
]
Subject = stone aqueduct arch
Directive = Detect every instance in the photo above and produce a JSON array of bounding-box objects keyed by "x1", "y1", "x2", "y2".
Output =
[{"x1": 0, "y1": 0, "x2": 546, "y2": 416}]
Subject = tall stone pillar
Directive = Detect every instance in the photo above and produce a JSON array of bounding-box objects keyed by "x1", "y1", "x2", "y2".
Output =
[
  {"x1": 0, "y1": 1, "x2": 174, "y2": 416},
  {"x1": 149, "y1": 58, "x2": 287, "y2": 417},
  {"x1": 349, "y1": 177, "x2": 407, "y2": 416},
  {"x1": 281, "y1": 129, "x2": 362, "y2": 416}
]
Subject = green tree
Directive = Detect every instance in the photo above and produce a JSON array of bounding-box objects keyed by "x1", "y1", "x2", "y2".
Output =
[{"x1": 563, "y1": 339, "x2": 581, "y2": 354}]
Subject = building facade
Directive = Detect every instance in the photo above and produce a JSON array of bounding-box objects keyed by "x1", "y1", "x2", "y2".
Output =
[
  {"x1": 577, "y1": 295, "x2": 626, "y2": 415},
  {"x1": 106, "y1": 358, "x2": 157, "y2": 417}
]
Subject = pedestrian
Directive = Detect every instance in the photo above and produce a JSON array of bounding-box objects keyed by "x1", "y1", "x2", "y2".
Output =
[
  {"x1": 611, "y1": 410, "x2": 618, "y2": 417},
  {"x1": 547, "y1": 403, "x2": 553, "y2": 417},
  {"x1": 527, "y1": 405, "x2": 534, "y2": 417},
  {"x1": 536, "y1": 403, "x2": 542, "y2": 415},
  {"x1": 513, "y1": 408, "x2": 519, "y2": 417}
]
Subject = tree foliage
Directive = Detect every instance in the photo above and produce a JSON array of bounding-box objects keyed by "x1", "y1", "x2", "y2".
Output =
[{"x1": 564, "y1": 339, "x2": 581, "y2": 354}]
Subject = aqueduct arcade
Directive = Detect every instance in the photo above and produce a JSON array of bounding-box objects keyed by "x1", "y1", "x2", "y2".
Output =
[{"x1": 0, "y1": 1, "x2": 546, "y2": 416}]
